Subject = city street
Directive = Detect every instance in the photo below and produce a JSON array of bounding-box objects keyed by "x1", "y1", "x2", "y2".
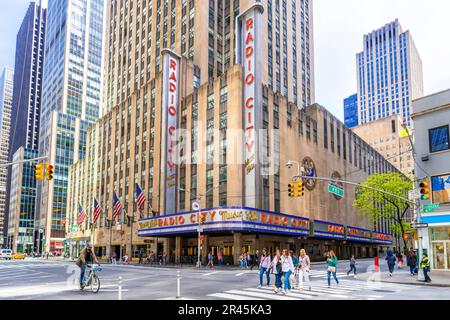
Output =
[{"x1": 0, "y1": 259, "x2": 447, "y2": 300}]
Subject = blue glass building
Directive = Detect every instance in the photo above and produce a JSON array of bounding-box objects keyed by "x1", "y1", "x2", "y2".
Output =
[{"x1": 344, "y1": 94, "x2": 358, "y2": 128}]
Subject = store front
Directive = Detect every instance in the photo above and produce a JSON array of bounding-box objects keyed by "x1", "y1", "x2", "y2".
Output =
[
  {"x1": 138, "y1": 207, "x2": 385, "y2": 265},
  {"x1": 422, "y1": 214, "x2": 450, "y2": 270}
]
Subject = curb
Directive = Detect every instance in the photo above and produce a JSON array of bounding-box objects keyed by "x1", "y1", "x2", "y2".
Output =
[{"x1": 353, "y1": 276, "x2": 450, "y2": 288}]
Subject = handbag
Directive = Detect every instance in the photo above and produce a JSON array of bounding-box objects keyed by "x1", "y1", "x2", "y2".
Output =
[{"x1": 327, "y1": 266, "x2": 336, "y2": 273}]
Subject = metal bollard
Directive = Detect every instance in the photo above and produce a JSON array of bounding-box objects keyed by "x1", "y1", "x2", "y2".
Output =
[
  {"x1": 118, "y1": 276, "x2": 123, "y2": 300},
  {"x1": 176, "y1": 270, "x2": 181, "y2": 299}
]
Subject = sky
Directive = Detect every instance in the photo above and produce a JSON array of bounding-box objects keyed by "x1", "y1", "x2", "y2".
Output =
[{"x1": 1, "y1": 0, "x2": 450, "y2": 122}]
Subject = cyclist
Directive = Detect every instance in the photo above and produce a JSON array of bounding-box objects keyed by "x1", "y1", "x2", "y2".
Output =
[{"x1": 76, "y1": 243, "x2": 100, "y2": 289}]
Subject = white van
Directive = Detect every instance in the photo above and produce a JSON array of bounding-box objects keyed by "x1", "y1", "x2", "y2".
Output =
[{"x1": 0, "y1": 249, "x2": 12, "y2": 260}]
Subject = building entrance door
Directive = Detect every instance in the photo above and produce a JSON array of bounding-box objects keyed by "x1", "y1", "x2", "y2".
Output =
[{"x1": 432, "y1": 241, "x2": 448, "y2": 270}]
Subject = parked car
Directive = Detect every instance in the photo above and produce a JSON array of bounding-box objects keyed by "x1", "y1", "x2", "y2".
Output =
[
  {"x1": 12, "y1": 252, "x2": 25, "y2": 260},
  {"x1": 0, "y1": 249, "x2": 12, "y2": 260}
]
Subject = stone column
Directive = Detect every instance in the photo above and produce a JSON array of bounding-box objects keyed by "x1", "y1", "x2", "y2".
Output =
[
  {"x1": 233, "y1": 233, "x2": 242, "y2": 266},
  {"x1": 201, "y1": 235, "x2": 209, "y2": 265},
  {"x1": 175, "y1": 236, "x2": 182, "y2": 264}
]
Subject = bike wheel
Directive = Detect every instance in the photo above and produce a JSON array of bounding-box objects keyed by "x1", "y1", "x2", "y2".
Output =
[{"x1": 90, "y1": 274, "x2": 100, "y2": 293}]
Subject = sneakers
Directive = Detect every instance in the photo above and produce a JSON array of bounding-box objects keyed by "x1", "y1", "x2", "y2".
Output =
[
  {"x1": 389, "y1": 273, "x2": 393, "y2": 277},
  {"x1": 273, "y1": 288, "x2": 279, "y2": 294},
  {"x1": 258, "y1": 285, "x2": 262, "y2": 289}
]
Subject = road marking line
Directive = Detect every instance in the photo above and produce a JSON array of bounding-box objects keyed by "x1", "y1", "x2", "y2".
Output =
[
  {"x1": 225, "y1": 289, "x2": 298, "y2": 300},
  {"x1": 258, "y1": 287, "x2": 320, "y2": 297},
  {"x1": 245, "y1": 288, "x2": 313, "y2": 299},
  {"x1": 329, "y1": 294, "x2": 350, "y2": 299},
  {"x1": 203, "y1": 271, "x2": 221, "y2": 276},
  {"x1": 209, "y1": 293, "x2": 263, "y2": 300},
  {"x1": 101, "y1": 289, "x2": 129, "y2": 292}
]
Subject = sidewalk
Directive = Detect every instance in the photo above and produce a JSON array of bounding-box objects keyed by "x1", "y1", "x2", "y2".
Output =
[{"x1": 355, "y1": 268, "x2": 450, "y2": 287}]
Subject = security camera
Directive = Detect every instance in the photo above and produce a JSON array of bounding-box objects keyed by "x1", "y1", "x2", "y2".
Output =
[{"x1": 286, "y1": 162, "x2": 293, "y2": 169}]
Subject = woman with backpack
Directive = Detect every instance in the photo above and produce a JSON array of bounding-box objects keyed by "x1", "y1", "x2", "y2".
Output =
[{"x1": 270, "y1": 249, "x2": 283, "y2": 294}]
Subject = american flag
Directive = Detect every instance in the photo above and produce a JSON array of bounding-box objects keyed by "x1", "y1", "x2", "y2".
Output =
[
  {"x1": 78, "y1": 202, "x2": 86, "y2": 226},
  {"x1": 93, "y1": 198, "x2": 103, "y2": 224},
  {"x1": 135, "y1": 183, "x2": 146, "y2": 216},
  {"x1": 113, "y1": 191, "x2": 122, "y2": 221}
]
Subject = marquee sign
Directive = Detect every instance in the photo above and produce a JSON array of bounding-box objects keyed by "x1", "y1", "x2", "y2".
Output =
[
  {"x1": 236, "y1": 3, "x2": 264, "y2": 208},
  {"x1": 161, "y1": 49, "x2": 181, "y2": 215},
  {"x1": 346, "y1": 226, "x2": 372, "y2": 243},
  {"x1": 313, "y1": 220, "x2": 345, "y2": 240},
  {"x1": 372, "y1": 232, "x2": 394, "y2": 245},
  {"x1": 138, "y1": 207, "x2": 310, "y2": 237}
]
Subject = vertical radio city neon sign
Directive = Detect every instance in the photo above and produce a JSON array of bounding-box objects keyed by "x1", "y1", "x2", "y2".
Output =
[
  {"x1": 161, "y1": 49, "x2": 181, "y2": 215},
  {"x1": 236, "y1": 3, "x2": 264, "y2": 208}
]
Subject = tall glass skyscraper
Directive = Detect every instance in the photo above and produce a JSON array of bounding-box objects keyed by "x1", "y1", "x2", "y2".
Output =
[
  {"x1": 36, "y1": 0, "x2": 106, "y2": 254},
  {"x1": 5, "y1": 1, "x2": 46, "y2": 252},
  {"x1": 344, "y1": 93, "x2": 358, "y2": 128},
  {"x1": 356, "y1": 19, "x2": 423, "y2": 127},
  {"x1": 0, "y1": 68, "x2": 14, "y2": 245}
]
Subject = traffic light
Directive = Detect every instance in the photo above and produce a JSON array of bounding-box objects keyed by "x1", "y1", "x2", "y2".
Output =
[
  {"x1": 46, "y1": 164, "x2": 54, "y2": 181},
  {"x1": 35, "y1": 164, "x2": 44, "y2": 181},
  {"x1": 296, "y1": 181, "x2": 305, "y2": 197},
  {"x1": 288, "y1": 182, "x2": 295, "y2": 197},
  {"x1": 419, "y1": 181, "x2": 430, "y2": 200}
]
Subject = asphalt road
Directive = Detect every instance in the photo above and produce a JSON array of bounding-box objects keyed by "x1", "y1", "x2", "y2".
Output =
[{"x1": 0, "y1": 259, "x2": 446, "y2": 300}]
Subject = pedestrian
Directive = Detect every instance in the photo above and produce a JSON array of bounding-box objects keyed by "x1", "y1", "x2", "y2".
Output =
[
  {"x1": 123, "y1": 254, "x2": 130, "y2": 264},
  {"x1": 163, "y1": 252, "x2": 167, "y2": 265},
  {"x1": 239, "y1": 253, "x2": 245, "y2": 269},
  {"x1": 326, "y1": 250, "x2": 339, "y2": 288},
  {"x1": 280, "y1": 249, "x2": 295, "y2": 295},
  {"x1": 246, "y1": 252, "x2": 252, "y2": 270},
  {"x1": 252, "y1": 250, "x2": 260, "y2": 271},
  {"x1": 396, "y1": 252, "x2": 404, "y2": 269},
  {"x1": 297, "y1": 249, "x2": 312, "y2": 291},
  {"x1": 347, "y1": 254, "x2": 357, "y2": 276},
  {"x1": 258, "y1": 249, "x2": 271, "y2": 288},
  {"x1": 420, "y1": 253, "x2": 432, "y2": 283},
  {"x1": 138, "y1": 251, "x2": 144, "y2": 264},
  {"x1": 217, "y1": 250, "x2": 223, "y2": 266},
  {"x1": 111, "y1": 251, "x2": 117, "y2": 265},
  {"x1": 271, "y1": 249, "x2": 283, "y2": 294},
  {"x1": 385, "y1": 250, "x2": 397, "y2": 277},
  {"x1": 207, "y1": 251, "x2": 214, "y2": 268},
  {"x1": 407, "y1": 250, "x2": 417, "y2": 276},
  {"x1": 289, "y1": 250, "x2": 298, "y2": 289}
]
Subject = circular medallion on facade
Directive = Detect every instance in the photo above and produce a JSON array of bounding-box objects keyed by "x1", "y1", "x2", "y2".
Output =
[
  {"x1": 331, "y1": 171, "x2": 344, "y2": 200},
  {"x1": 302, "y1": 157, "x2": 317, "y2": 191}
]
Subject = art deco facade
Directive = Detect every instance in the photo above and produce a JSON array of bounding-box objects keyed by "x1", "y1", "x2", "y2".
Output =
[
  {"x1": 352, "y1": 115, "x2": 414, "y2": 177},
  {"x1": 356, "y1": 19, "x2": 423, "y2": 127}
]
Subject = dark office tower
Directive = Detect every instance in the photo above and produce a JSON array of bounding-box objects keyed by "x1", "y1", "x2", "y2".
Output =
[{"x1": 4, "y1": 1, "x2": 46, "y2": 251}]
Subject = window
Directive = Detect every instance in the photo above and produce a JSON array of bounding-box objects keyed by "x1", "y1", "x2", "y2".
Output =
[
  {"x1": 429, "y1": 125, "x2": 449, "y2": 153},
  {"x1": 431, "y1": 174, "x2": 450, "y2": 205}
]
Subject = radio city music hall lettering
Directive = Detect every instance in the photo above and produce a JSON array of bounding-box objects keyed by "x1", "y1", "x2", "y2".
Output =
[
  {"x1": 167, "y1": 58, "x2": 178, "y2": 173},
  {"x1": 244, "y1": 16, "x2": 255, "y2": 174}
]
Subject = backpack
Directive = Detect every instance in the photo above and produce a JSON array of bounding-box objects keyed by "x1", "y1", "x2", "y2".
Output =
[{"x1": 276, "y1": 257, "x2": 282, "y2": 273}]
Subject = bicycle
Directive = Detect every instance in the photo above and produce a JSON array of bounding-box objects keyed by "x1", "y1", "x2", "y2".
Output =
[{"x1": 80, "y1": 264, "x2": 102, "y2": 293}]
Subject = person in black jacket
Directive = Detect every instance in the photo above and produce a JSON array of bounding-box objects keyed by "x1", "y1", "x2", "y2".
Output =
[
  {"x1": 385, "y1": 250, "x2": 397, "y2": 277},
  {"x1": 407, "y1": 250, "x2": 417, "y2": 276}
]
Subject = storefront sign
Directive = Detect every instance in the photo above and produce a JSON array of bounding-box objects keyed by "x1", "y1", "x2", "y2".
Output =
[
  {"x1": 138, "y1": 207, "x2": 310, "y2": 237},
  {"x1": 346, "y1": 226, "x2": 372, "y2": 243},
  {"x1": 236, "y1": 3, "x2": 264, "y2": 208},
  {"x1": 161, "y1": 49, "x2": 181, "y2": 215},
  {"x1": 372, "y1": 232, "x2": 393, "y2": 245},
  {"x1": 313, "y1": 220, "x2": 345, "y2": 240}
]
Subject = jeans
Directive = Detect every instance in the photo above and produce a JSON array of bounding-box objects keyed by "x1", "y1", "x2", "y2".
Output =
[
  {"x1": 298, "y1": 269, "x2": 311, "y2": 288},
  {"x1": 275, "y1": 273, "x2": 283, "y2": 289},
  {"x1": 283, "y1": 271, "x2": 292, "y2": 290},
  {"x1": 327, "y1": 271, "x2": 339, "y2": 286},
  {"x1": 347, "y1": 264, "x2": 357, "y2": 275},
  {"x1": 410, "y1": 265, "x2": 416, "y2": 274},
  {"x1": 80, "y1": 264, "x2": 87, "y2": 285},
  {"x1": 388, "y1": 263, "x2": 395, "y2": 274},
  {"x1": 259, "y1": 267, "x2": 270, "y2": 286},
  {"x1": 423, "y1": 268, "x2": 431, "y2": 282},
  {"x1": 111, "y1": 258, "x2": 117, "y2": 264}
]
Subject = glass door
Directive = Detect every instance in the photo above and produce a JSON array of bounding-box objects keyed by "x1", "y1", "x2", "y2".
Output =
[
  {"x1": 446, "y1": 242, "x2": 450, "y2": 270},
  {"x1": 432, "y1": 242, "x2": 446, "y2": 270}
]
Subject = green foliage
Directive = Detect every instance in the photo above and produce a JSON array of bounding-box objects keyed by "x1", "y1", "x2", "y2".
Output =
[{"x1": 353, "y1": 173, "x2": 413, "y2": 247}]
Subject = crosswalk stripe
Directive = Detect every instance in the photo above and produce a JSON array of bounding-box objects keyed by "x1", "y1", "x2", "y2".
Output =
[
  {"x1": 311, "y1": 284, "x2": 361, "y2": 291},
  {"x1": 204, "y1": 271, "x2": 221, "y2": 276},
  {"x1": 244, "y1": 288, "x2": 312, "y2": 299},
  {"x1": 209, "y1": 293, "x2": 263, "y2": 300},
  {"x1": 225, "y1": 290, "x2": 298, "y2": 300},
  {"x1": 257, "y1": 286, "x2": 320, "y2": 297}
]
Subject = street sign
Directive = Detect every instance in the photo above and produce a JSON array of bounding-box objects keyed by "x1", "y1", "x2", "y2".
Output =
[
  {"x1": 422, "y1": 204, "x2": 440, "y2": 213},
  {"x1": 328, "y1": 184, "x2": 344, "y2": 198},
  {"x1": 143, "y1": 239, "x2": 154, "y2": 244},
  {"x1": 197, "y1": 226, "x2": 203, "y2": 233},
  {"x1": 410, "y1": 222, "x2": 429, "y2": 229}
]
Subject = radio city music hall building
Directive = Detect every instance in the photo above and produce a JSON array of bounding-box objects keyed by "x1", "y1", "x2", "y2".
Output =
[{"x1": 65, "y1": 1, "x2": 398, "y2": 263}]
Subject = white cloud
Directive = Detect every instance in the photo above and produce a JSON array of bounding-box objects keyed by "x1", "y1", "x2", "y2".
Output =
[{"x1": 314, "y1": 0, "x2": 450, "y2": 121}]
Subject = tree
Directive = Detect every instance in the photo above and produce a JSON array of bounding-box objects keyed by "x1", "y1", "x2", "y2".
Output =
[{"x1": 353, "y1": 172, "x2": 414, "y2": 252}]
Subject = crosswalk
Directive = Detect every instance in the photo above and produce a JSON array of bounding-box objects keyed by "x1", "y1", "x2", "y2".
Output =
[{"x1": 208, "y1": 280, "x2": 401, "y2": 300}]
